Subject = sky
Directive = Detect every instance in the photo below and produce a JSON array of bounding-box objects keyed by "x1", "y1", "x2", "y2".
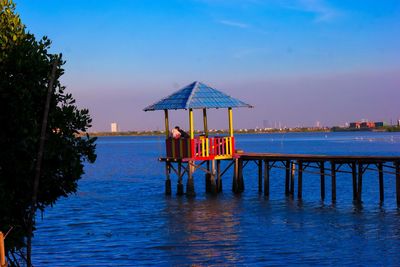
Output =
[{"x1": 15, "y1": 0, "x2": 400, "y2": 131}]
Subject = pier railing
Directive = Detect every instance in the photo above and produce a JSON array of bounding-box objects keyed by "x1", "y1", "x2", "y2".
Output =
[
  {"x1": 191, "y1": 136, "x2": 234, "y2": 160},
  {"x1": 166, "y1": 136, "x2": 234, "y2": 160}
]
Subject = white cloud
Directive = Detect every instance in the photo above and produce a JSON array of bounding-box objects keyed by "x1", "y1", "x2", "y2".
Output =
[
  {"x1": 219, "y1": 19, "x2": 250, "y2": 28},
  {"x1": 300, "y1": 0, "x2": 340, "y2": 22},
  {"x1": 282, "y1": 0, "x2": 341, "y2": 22}
]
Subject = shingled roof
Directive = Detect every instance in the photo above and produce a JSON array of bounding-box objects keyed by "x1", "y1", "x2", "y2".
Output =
[{"x1": 143, "y1": 81, "x2": 252, "y2": 111}]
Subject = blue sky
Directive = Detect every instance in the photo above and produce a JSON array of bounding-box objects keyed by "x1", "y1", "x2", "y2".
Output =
[{"x1": 16, "y1": 0, "x2": 400, "y2": 131}]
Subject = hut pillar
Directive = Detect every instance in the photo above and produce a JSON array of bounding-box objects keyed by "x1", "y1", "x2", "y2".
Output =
[
  {"x1": 203, "y1": 108, "x2": 208, "y2": 137},
  {"x1": 228, "y1": 107, "x2": 233, "y2": 137},
  {"x1": 164, "y1": 109, "x2": 169, "y2": 138},
  {"x1": 189, "y1": 108, "x2": 194, "y2": 139}
]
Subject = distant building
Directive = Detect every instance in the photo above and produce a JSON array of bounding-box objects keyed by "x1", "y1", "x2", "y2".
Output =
[
  {"x1": 360, "y1": 121, "x2": 375, "y2": 128},
  {"x1": 349, "y1": 120, "x2": 385, "y2": 129},
  {"x1": 111, "y1": 122, "x2": 118, "y2": 132},
  {"x1": 349, "y1": 122, "x2": 361, "y2": 129}
]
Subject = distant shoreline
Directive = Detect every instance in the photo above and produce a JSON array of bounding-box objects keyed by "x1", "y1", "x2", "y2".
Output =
[{"x1": 85, "y1": 126, "x2": 400, "y2": 137}]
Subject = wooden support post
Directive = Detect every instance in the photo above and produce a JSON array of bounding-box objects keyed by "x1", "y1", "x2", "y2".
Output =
[
  {"x1": 352, "y1": 162, "x2": 357, "y2": 201},
  {"x1": 320, "y1": 162, "x2": 325, "y2": 201},
  {"x1": 189, "y1": 108, "x2": 194, "y2": 139},
  {"x1": 186, "y1": 161, "x2": 195, "y2": 197},
  {"x1": 0, "y1": 232, "x2": 6, "y2": 267},
  {"x1": 285, "y1": 161, "x2": 290, "y2": 196},
  {"x1": 232, "y1": 158, "x2": 239, "y2": 193},
  {"x1": 357, "y1": 163, "x2": 363, "y2": 203},
  {"x1": 238, "y1": 159, "x2": 244, "y2": 192},
  {"x1": 264, "y1": 160, "x2": 270, "y2": 198},
  {"x1": 228, "y1": 107, "x2": 234, "y2": 137},
  {"x1": 331, "y1": 162, "x2": 336, "y2": 203},
  {"x1": 164, "y1": 109, "x2": 169, "y2": 139},
  {"x1": 258, "y1": 160, "x2": 262, "y2": 193},
  {"x1": 165, "y1": 162, "x2": 171, "y2": 195},
  {"x1": 298, "y1": 161, "x2": 303, "y2": 199},
  {"x1": 177, "y1": 162, "x2": 184, "y2": 195},
  {"x1": 290, "y1": 161, "x2": 295, "y2": 197},
  {"x1": 203, "y1": 109, "x2": 208, "y2": 137},
  {"x1": 216, "y1": 160, "x2": 222, "y2": 193},
  {"x1": 378, "y1": 163, "x2": 384, "y2": 203},
  {"x1": 395, "y1": 161, "x2": 400, "y2": 206}
]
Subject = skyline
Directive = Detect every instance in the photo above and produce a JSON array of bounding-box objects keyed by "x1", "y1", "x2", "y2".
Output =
[{"x1": 16, "y1": 0, "x2": 400, "y2": 131}]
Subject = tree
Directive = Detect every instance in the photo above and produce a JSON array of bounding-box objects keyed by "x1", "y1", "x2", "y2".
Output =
[{"x1": 0, "y1": 1, "x2": 97, "y2": 265}]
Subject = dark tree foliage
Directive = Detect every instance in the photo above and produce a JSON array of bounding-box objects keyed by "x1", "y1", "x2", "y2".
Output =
[{"x1": 0, "y1": 0, "x2": 97, "y2": 262}]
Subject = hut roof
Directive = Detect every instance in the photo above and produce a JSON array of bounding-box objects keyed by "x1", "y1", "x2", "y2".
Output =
[{"x1": 143, "y1": 81, "x2": 252, "y2": 111}]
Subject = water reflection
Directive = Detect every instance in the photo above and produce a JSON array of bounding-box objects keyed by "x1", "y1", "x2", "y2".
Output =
[{"x1": 164, "y1": 196, "x2": 242, "y2": 266}]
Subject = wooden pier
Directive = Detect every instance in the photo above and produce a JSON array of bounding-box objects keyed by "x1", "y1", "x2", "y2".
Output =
[
  {"x1": 144, "y1": 81, "x2": 400, "y2": 206},
  {"x1": 160, "y1": 152, "x2": 400, "y2": 206}
]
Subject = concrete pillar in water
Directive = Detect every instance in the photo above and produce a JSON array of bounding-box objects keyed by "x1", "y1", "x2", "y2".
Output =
[
  {"x1": 264, "y1": 160, "x2": 270, "y2": 198},
  {"x1": 216, "y1": 160, "x2": 222, "y2": 193},
  {"x1": 258, "y1": 160, "x2": 262, "y2": 193},
  {"x1": 232, "y1": 158, "x2": 239, "y2": 193},
  {"x1": 285, "y1": 161, "x2": 290, "y2": 196},
  {"x1": 177, "y1": 162, "x2": 184, "y2": 195},
  {"x1": 210, "y1": 160, "x2": 217, "y2": 194},
  {"x1": 395, "y1": 161, "x2": 400, "y2": 206},
  {"x1": 290, "y1": 161, "x2": 295, "y2": 197},
  {"x1": 238, "y1": 159, "x2": 244, "y2": 192},
  {"x1": 297, "y1": 161, "x2": 303, "y2": 199},
  {"x1": 205, "y1": 161, "x2": 211, "y2": 193},
  {"x1": 165, "y1": 162, "x2": 171, "y2": 195},
  {"x1": 320, "y1": 161, "x2": 325, "y2": 201},
  {"x1": 186, "y1": 161, "x2": 195, "y2": 197},
  {"x1": 331, "y1": 161, "x2": 337, "y2": 203}
]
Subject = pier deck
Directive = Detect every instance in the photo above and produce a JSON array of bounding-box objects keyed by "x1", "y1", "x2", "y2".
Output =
[{"x1": 160, "y1": 152, "x2": 400, "y2": 206}]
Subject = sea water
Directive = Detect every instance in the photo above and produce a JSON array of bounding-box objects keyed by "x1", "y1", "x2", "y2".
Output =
[{"x1": 33, "y1": 132, "x2": 400, "y2": 266}]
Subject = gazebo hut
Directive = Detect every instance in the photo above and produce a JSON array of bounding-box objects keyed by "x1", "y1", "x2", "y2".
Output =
[{"x1": 144, "y1": 81, "x2": 252, "y2": 195}]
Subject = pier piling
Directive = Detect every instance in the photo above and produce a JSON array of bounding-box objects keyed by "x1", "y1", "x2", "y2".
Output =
[
  {"x1": 217, "y1": 160, "x2": 222, "y2": 193},
  {"x1": 161, "y1": 153, "x2": 400, "y2": 206},
  {"x1": 396, "y1": 161, "x2": 400, "y2": 205},
  {"x1": 378, "y1": 163, "x2": 384, "y2": 203},
  {"x1": 298, "y1": 161, "x2": 303, "y2": 199},
  {"x1": 285, "y1": 161, "x2": 290, "y2": 196},
  {"x1": 258, "y1": 160, "x2": 262, "y2": 193},
  {"x1": 357, "y1": 163, "x2": 363, "y2": 203},
  {"x1": 264, "y1": 160, "x2": 270, "y2": 198},
  {"x1": 331, "y1": 162, "x2": 336, "y2": 203},
  {"x1": 186, "y1": 161, "x2": 195, "y2": 197},
  {"x1": 232, "y1": 158, "x2": 239, "y2": 193},
  {"x1": 165, "y1": 162, "x2": 171, "y2": 195},
  {"x1": 177, "y1": 162, "x2": 184, "y2": 195},
  {"x1": 320, "y1": 162, "x2": 325, "y2": 201},
  {"x1": 290, "y1": 162, "x2": 295, "y2": 197},
  {"x1": 352, "y1": 163, "x2": 357, "y2": 201}
]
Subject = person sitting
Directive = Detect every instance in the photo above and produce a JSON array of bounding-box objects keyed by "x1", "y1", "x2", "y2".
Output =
[
  {"x1": 176, "y1": 126, "x2": 189, "y2": 138},
  {"x1": 171, "y1": 127, "x2": 181, "y2": 139}
]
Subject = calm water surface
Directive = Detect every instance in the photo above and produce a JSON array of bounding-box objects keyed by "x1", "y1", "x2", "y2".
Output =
[{"x1": 33, "y1": 132, "x2": 400, "y2": 266}]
